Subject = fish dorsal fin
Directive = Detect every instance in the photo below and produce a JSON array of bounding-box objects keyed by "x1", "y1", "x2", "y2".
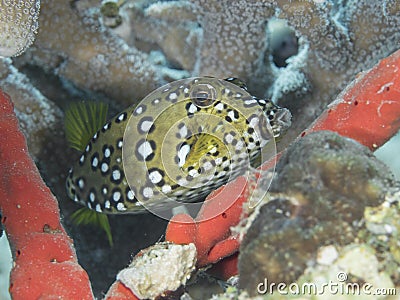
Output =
[{"x1": 64, "y1": 101, "x2": 108, "y2": 151}]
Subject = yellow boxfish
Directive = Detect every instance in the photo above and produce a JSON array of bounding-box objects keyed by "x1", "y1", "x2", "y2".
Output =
[{"x1": 65, "y1": 77, "x2": 291, "y2": 215}]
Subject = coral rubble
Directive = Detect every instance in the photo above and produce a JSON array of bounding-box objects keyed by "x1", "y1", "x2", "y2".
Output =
[{"x1": 117, "y1": 242, "x2": 196, "y2": 299}]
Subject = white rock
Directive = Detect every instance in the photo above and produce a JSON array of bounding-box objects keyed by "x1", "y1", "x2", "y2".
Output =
[{"x1": 117, "y1": 242, "x2": 197, "y2": 299}]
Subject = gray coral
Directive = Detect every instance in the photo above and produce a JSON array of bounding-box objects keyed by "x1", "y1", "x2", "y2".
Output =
[
  {"x1": 0, "y1": 0, "x2": 40, "y2": 57},
  {"x1": 272, "y1": 0, "x2": 400, "y2": 148},
  {"x1": 112, "y1": 0, "x2": 400, "y2": 148},
  {"x1": 23, "y1": 0, "x2": 162, "y2": 107}
]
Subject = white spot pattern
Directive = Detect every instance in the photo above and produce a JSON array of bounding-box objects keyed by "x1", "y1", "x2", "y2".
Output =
[
  {"x1": 135, "y1": 106, "x2": 143, "y2": 115},
  {"x1": 143, "y1": 187, "x2": 154, "y2": 198},
  {"x1": 78, "y1": 179, "x2": 85, "y2": 189},
  {"x1": 127, "y1": 189, "x2": 135, "y2": 200},
  {"x1": 89, "y1": 192, "x2": 95, "y2": 202},
  {"x1": 162, "y1": 185, "x2": 172, "y2": 193},
  {"x1": 118, "y1": 113, "x2": 126, "y2": 121},
  {"x1": 92, "y1": 157, "x2": 99, "y2": 168},
  {"x1": 178, "y1": 144, "x2": 190, "y2": 167},
  {"x1": 168, "y1": 92, "x2": 177, "y2": 100},
  {"x1": 188, "y1": 104, "x2": 197, "y2": 114},
  {"x1": 203, "y1": 161, "x2": 213, "y2": 171},
  {"x1": 137, "y1": 141, "x2": 153, "y2": 160},
  {"x1": 228, "y1": 110, "x2": 237, "y2": 121},
  {"x1": 149, "y1": 170, "x2": 162, "y2": 184},
  {"x1": 112, "y1": 169, "x2": 121, "y2": 181},
  {"x1": 117, "y1": 203, "x2": 126, "y2": 211},
  {"x1": 224, "y1": 133, "x2": 234, "y2": 144},
  {"x1": 215, "y1": 103, "x2": 224, "y2": 111},
  {"x1": 244, "y1": 99, "x2": 258, "y2": 106},
  {"x1": 179, "y1": 125, "x2": 188, "y2": 138},
  {"x1": 140, "y1": 119, "x2": 153, "y2": 132},
  {"x1": 113, "y1": 191, "x2": 121, "y2": 201},
  {"x1": 104, "y1": 148, "x2": 111, "y2": 158},
  {"x1": 101, "y1": 162, "x2": 109, "y2": 173}
]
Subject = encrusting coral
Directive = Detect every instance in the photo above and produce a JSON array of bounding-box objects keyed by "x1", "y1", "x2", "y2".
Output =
[
  {"x1": 18, "y1": 0, "x2": 162, "y2": 107},
  {"x1": 0, "y1": 59, "x2": 70, "y2": 186},
  {"x1": 189, "y1": 0, "x2": 275, "y2": 87},
  {"x1": 273, "y1": 0, "x2": 400, "y2": 148},
  {"x1": 239, "y1": 130, "x2": 396, "y2": 294},
  {"x1": 0, "y1": 0, "x2": 40, "y2": 57},
  {"x1": 116, "y1": 242, "x2": 196, "y2": 299},
  {"x1": 113, "y1": 0, "x2": 400, "y2": 148}
]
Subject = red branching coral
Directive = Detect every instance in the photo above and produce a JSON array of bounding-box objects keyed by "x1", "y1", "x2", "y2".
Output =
[
  {"x1": 166, "y1": 176, "x2": 248, "y2": 266},
  {"x1": 302, "y1": 51, "x2": 400, "y2": 150},
  {"x1": 105, "y1": 281, "x2": 139, "y2": 300},
  {"x1": 1, "y1": 49, "x2": 400, "y2": 299},
  {"x1": 0, "y1": 90, "x2": 93, "y2": 299}
]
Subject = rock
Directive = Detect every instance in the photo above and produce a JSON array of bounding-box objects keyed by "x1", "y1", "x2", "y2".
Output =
[
  {"x1": 239, "y1": 131, "x2": 395, "y2": 295},
  {"x1": 117, "y1": 242, "x2": 196, "y2": 299}
]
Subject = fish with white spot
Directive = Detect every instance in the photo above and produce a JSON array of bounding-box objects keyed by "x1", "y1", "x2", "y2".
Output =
[{"x1": 65, "y1": 77, "x2": 291, "y2": 214}]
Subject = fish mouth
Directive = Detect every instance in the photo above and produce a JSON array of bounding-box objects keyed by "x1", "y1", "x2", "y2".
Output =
[{"x1": 272, "y1": 107, "x2": 292, "y2": 138}]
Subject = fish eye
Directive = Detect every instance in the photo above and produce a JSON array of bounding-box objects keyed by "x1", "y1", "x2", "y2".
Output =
[{"x1": 190, "y1": 83, "x2": 217, "y2": 108}]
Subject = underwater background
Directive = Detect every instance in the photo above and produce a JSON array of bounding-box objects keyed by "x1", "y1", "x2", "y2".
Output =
[{"x1": 1, "y1": 0, "x2": 400, "y2": 299}]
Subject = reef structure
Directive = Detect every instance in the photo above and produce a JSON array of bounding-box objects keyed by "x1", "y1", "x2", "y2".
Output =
[
  {"x1": 166, "y1": 47, "x2": 400, "y2": 276},
  {"x1": 2, "y1": 0, "x2": 399, "y2": 209},
  {"x1": 0, "y1": 46, "x2": 394, "y2": 299},
  {"x1": 0, "y1": 90, "x2": 94, "y2": 299},
  {"x1": 239, "y1": 130, "x2": 396, "y2": 295},
  {"x1": 12, "y1": 0, "x2": 400, "y2": 115},
  {"x1": 0, "y1": 0, "x2": 40, "y2": 57},
  {"x1": 1, "y1": 0, "x2": 400, "y2": 298}
]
